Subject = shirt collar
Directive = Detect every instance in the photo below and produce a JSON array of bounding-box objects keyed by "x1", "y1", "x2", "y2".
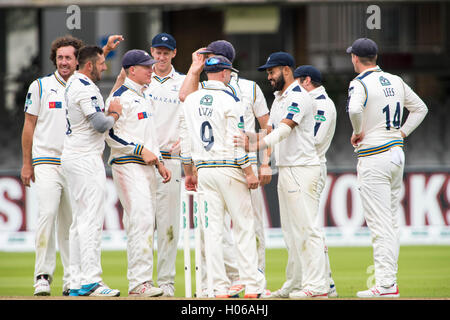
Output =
[
  {"x1": 152, "y1": 65, "x2": 175, "y2": 82},
  {"x1": 357, "y1": 65, "x2": 382, "y2": 78},
  {"x1": 124, "y1": 77, "x2": 146, "y2": 97},
  {"x1": 201, "y1": 80, "x2": 228, "y2": 90},
  {"x1": 54, "y1": 70, "x2": 67, "y2": 87},
  {"x1": 308, "y1": 85, "x2": 326, "y2": 99},
  {"x1": 274, "y1": 80, "x2": 300, "y2": 100}
]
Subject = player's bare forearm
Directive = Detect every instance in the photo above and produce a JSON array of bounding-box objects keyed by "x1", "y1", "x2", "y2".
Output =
[
  {"x1": 21, "y1": 114, "x2": 37, "y2": 186},
  {"x1": 179, "y1": 70, "x2": 201, "y2": 102},
  {"x1": 179, "y1": 48, "x2": 206, "y2": 102}
]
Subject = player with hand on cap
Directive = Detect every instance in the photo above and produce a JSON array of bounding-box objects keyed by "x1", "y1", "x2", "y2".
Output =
[
  {"x1": 106, "y1": 49, "x2": 171, "y2": 297},
  {"x1": 346, "y1": 38, "x2": 428, "y2": 298},
  {"x1": 180, "y1": 55, "x2": 266, "y2": 298},
  {"x1": 180, "y1": 39, "x2": 270, "y2": 297},
  {"x1": 294, "y1": 65, "x2": 337, "y2": 297}
]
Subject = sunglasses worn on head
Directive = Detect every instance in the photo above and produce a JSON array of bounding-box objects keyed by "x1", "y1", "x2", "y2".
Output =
[{"x1": 205, "y1": 57, "x2": 231, "y2": 67}]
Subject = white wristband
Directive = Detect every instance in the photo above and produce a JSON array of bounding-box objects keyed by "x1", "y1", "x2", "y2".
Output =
[{"x1": 262, "y1": 122, "x2": 292, "y2": 149}]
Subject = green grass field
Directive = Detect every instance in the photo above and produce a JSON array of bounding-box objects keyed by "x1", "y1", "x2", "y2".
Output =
[{"x1": 1, "y1": 246, "x2": 449, "y2": 298}]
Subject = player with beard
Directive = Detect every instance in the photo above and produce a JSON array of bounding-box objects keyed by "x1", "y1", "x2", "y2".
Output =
[
  {"x1": 236, "y1": 52, "x2": 328, "y2": 298},
  {"x1": 62, "y1": 46, "x2": 123, "y2": 296}
]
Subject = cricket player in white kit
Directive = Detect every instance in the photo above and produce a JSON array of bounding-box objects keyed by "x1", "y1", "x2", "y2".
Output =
[
  {"x1": 294, "y1": 65, "x2": 338, "y2": 297},
  {"x1": 180, "y1": 56, "x2": 266, "y2": 298},
  {"x1": 106, "y1": 49, "x2": 171, "y2": 297},
  {"x1": 21, "y1": 36, "x2": 84, "y2": 296},
  {"x1": 145, "y1": 33, "x2": 185, "y2": 296},
  {"x1": 238, "y1": 52, "x2": 328, "y2": 298},
  {"x1": 346, "y1": 38, "x2": 428, "y2": 297},
  {"x1": 182, "y1": 40, "x2": 270, "y2": 296},
  {"x1": 62, "y1": 46, "x2": 123, "y2": 297},
  {"x1": 200, "y1": 41, "x2": 271, "y2": 280}
]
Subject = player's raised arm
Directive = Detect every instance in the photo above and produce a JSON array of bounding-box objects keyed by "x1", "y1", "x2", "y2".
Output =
[{"x1": 179, "y1": 48, "x2": 206, "y2": 102}]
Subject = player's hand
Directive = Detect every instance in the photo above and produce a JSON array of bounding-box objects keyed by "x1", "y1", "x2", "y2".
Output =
[
  {"x1": 157, "y1": 163, "x2": 171, "y2": 183},
  {"x1": 258, "y1": 164, "x2": 272, "y2": 186},
  {"x1": 104, "y1": 35, "x2": 124, "y2": 53},
  {"x1": 245, "y1": 172, "x2": 259, "y2": 190},
  {"x1": 142, "y1": 148, "x2": 158, "y2": 165},
  {"x1": 233, "y1": 132, "x2": 252, "y2": 152},
  {"x1": 190, "y1": 48, "x2": 207, "y2": 74},
  {"x1": 108, "y1": 98, "x2": 123, "y2": 116},
  {"x1": 185, "y1": 175, "x2": 197, "y2": 191},
  {"x1": 21, "y1": 164, "x2": 35, "y2": 187},
  {"x1": 169, "y1": 139, "x2": 181, "y2": 156},
  {"x1": 351, "y1": 132, "x2": 364, "y2": 146}
]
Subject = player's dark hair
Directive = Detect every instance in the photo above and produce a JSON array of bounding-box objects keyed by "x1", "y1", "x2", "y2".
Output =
[
  {"x1": 298, "y1": 76, "x2": 322, "y2": 88},
  {"x1": 77, "y1": 46, "x2": 104, "y2": 69},
  {"x1": 49, "y1": 35, "x2": 85, "y2": 66}
]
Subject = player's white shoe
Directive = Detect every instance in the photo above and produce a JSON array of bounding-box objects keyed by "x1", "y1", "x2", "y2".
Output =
[
  {"x1": 129, "y1": 282, "x2": 163, "y2": 297},
  {"x1": 160, "y1": 284, "x2": 175, "y2": 297},
  {"x1": 79, "y1": 282, "x2": 120, "y2": 297},
  {"x1": 289, "y1": 289, "x2": 328, "y2": 299},
  {"x1": 328, "y1": 283, "x2": 338, "y2": 297},
  {"x1": 266, "y1": 288, "x2": 290, "y2": 298},
  {"x1": 34, "y1": 276, "x2": 51, "y2": 296},
  {"x1": 356, "y1": 284, "x2": 400, "y2": 298},
  {"x1": 229, "y1": 284, "x2": 245, "y2": 297}
]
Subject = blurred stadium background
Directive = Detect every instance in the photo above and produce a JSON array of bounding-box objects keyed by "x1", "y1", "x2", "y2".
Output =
[{"x1": 0, "y1": 1, "x2": 449, "y2": 252}]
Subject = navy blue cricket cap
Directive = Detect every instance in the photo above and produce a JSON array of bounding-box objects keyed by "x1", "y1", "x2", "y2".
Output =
[
  {"x1": 199, "y1": 40, "x2": 236, "y2": 63},
  {"x1": 294, "y1": 65, "x2": 322, "y2": 84},
  {"x1": 258, "y1": 52, "x2": 295, "y2": 71},
  {"x1": 122, "y1": 49, "x2": 157, "y2": 69},
  {"x1": 346, "y1": 38, "x2": 378, "y2": 57},
  {"x1": 151, "y1": 33, "x2": 176, "y2": 50},
  {"x1": 203, "y1": 55, "x2": 238, "y2": 73}
]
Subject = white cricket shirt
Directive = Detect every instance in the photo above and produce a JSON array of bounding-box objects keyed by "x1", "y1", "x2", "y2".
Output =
[
  {"x1": 105, "y1": 77, "x2": 162, "y2": 165},
  {"x1": 347, "y1": 66, "x2": 428, "y2": 157},
  {"x1": 62, "y1": 71, "x2": 106, "y2": 160},
  {"x1": 144, "y1": 66, "x2": 185, "y2": 160},
  {"x1": 180, "y1": 80, "x2": 250, "y2": 170},
  {"x1": 308, "y1": 85, "x2": 337, "y2": 164},
  {"x1": 268, "y1": 81, "x2": 319, "y2": 167},
  {"x1": 24, "y1": 71, "x2": 68, "y2": 165}
]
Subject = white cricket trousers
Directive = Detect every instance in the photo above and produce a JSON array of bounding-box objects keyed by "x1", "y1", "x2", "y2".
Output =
[
  {"x1": 33, "y1": 164, "x2": 72, "y2": 291},
  {"x1": 112, "y1": 163, "x2": 157, "y2": 292},
  {"x1": 62, "y1": 154, "x2": 106, "y2": 287},
  {"x1": 155, "y1": 159, "x2": 181, "y2": 287},
  {"x1": 316, "y1": 163, "x2": 335, "y2": 287},
  {"x1": 198, "y1": 167, "x2": 265, "y2": 295},
  {"x1": 223, "y1": 165, "x2": 267, "y2": 284},
  {"x1": 278, "y1": 165, "x2": 328, "y2": 294},
  {"x1": 357, "y1": 147, "x2": 404, "y2": 287}
]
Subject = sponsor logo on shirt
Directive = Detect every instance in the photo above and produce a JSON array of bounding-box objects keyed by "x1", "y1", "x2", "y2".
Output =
[
  {"x1": 49, "y1": 101, "x2": 62, "y2": 109},
  {"x1": 138, "y1": 112, "x2": 148, "y2": 120},
  {"x1": 200, "y1": 95, "x2": 213, "y2": 106},
  {"x1": 379, "y1": 76, "x2": 391, "y2": 86}
]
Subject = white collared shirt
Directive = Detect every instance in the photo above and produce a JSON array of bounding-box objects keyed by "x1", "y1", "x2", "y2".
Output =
[
  {"x1": 144, "y1": 66, "x2": 185, "y2": 158},
  {"x1": 105, "y1": 77, "x2": 161, "y2": 165},
  {"x1": 63, "y1": 71, "x2": 106, "y2": 159},
  {"x1": 25, "y1": 71, "x2": 68, "y2": 165},
  {"x1": 308, "y1": 85, "x2": 337, "y2": 164},
  {"x1": 180, "y1": 80, "x2": 250, "y2": 170},
  {"x1": 347, "y1": 65, "x2": 428, "y2": 157},
  {"x1": 268, "y1": 81, "x2": 319, "y2": 166}
]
